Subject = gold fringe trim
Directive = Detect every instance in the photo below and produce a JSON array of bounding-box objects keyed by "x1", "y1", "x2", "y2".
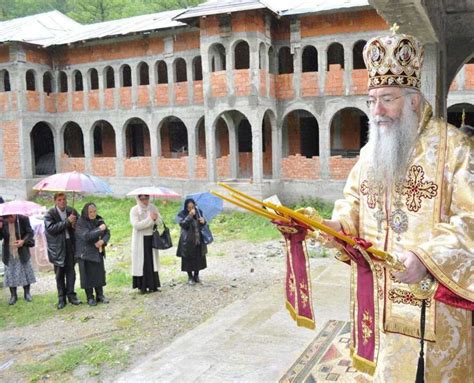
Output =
[
  {"x1": 352, "y1": 353, "x2": 376, "y2": 376},
  {"x1": 384, "y1": 320, "x2": 436, "y2": 341},
  {"x1": 285, "y1": 301, "x2": 316, "y2": 330}
]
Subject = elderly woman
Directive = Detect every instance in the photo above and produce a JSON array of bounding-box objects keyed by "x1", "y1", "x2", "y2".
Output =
[
  {"x1": 130, "y1": 195, "x2": 163, "y2": 293},
  {"x1": 75, "y1": 202, "x2": 110, "y2": 306},
  {"x1": 176, "y1": 199, "x2": 207, "y2": 285},
  {"x1": 0, "y1": 214, "x2": 36, "y2": 305}
]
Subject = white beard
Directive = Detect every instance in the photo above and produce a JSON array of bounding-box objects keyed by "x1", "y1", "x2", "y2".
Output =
[{"x1": 367, "y1": 99, "x2": 419, "y2": 190}]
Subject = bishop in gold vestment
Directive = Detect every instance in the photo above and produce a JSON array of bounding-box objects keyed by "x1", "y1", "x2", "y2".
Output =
[{"x1": 327, "y1": 30, "x2": 473, "y2": 382}]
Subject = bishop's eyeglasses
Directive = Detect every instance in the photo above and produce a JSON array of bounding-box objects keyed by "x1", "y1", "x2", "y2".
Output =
[{"x1": 366, "y1": 95, "x2": 404, "y2": 109}]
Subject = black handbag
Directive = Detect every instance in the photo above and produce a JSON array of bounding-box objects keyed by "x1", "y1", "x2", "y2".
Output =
[
  {"x1": 152, "y1": 223, "x2": 173, "y2": 250},
  {"x1": 200, "y1": 223, "x2": 213, "y2": 245}
]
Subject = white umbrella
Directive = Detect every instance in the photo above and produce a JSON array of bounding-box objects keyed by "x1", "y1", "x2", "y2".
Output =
[{"x1": 127, "y1": 186, "x2": 180, "y2": 199}]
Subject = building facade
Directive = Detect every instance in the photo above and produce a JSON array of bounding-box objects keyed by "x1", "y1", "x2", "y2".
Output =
[{"x1": 0, "y1": 2, "x2": 472, "y2": 202}]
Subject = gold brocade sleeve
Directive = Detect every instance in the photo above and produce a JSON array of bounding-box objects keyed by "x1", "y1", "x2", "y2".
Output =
[
  {"x1": 415, "y1": 132, "x2": 474, "y2": 302},
  {"x1": 332, "y1": 156, "x2": 362, "y2": 237}
]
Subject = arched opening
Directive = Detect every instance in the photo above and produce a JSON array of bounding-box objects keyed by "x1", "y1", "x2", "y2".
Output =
[
  {"x1": 259, "y1": 43, "x2": 266, "y2": 70},
  {"x1": 282, "y1": 110, "x2": 319, "y2": 158},
  {"x1": 353, "y1": 40, "x2": 366, "y2": 70},
  {"x1": 125, "y1": 118, "x2": 150, "y2": 157},
  {"x1": 237, "y1": 117, "x2": 252, "y2": 178},
  {"x1": 138, "y1": 62, "x2": 149, "y2": 85},
  {"x1": 73, "y1": 71, "x2": 83, "y2": 91},
  {"x1": 330, "y1": 108, "x2": 368, "y2": 156},
  {"x1": 268, "y1": 47, "x2": 277, "y2": 74},
  {"x1": 262, "y1": 111, "x2": 274, "y2": 178},
  {"x1": 92, "y1": 120, "x2": 116, "y2": 157},
  {"x1": 104, "y1": 66, "x2": 115, "y2": 88},
  {"x1": 89, "y1": 68, "x2": 99, "y2": 90},
  {"x1": 43, "y1": 72, "x2": 53, "y2": 94},
  {"x1": 214, "y1": 117, "x2": 230, "y2": 178},
  {"x1": 30, "y1": 122, "x2": 55, "y2": 175},
  {"x1": 120, "y1": 64, "x2": 132, "y2": 87},
  {"x1": 0, "y1": 70, "x2": 11, "y2": 91},
  {"x1": 327, "y1": 43, "x2": 344, "y2": 70},
  {"x1": 209, "y1": 43, "x2": 226, "y2": 72},
  {"x1": 59, "y1": 71, "x2": 68, "y2": 92},
  {"x1": 196, "y1": 117, "x2": 206, "y2": 157},
  {"x1": 156, "y1": 60, "x2": 168, "y2": 84},
  {"x1": 174, "y1": 58, "x2": 187, "y2": 82},
  {"x1": 278, "y1": 47, "x2": 294, "y2": 74},
  {"x1": 26, "y1": 70, "x2": 36, "y2": 91},
  {"x1": 447, "y1": 103, "x2": 474, "y2": 129},
  {"x1": 63, "y1": 122, "x2": 85, "y2": 157},
  {"x1": 302, "y1": 46, "x2": 318, "y2": 72},
  {"x1": 159, "y1": 116, "x2": 188, "y2": 158},
  {"x1": 234, "y1": 41, "x2": 250, "y2": 69},
  {"x1": 193, "y1": 56, "x2": 203, "y2": 81}
]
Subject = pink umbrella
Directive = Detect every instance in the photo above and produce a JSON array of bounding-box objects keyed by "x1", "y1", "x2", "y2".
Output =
[
  {"x1": 33, "y1": 171, "x2": 112, "y2": 206},
  {"x1": 0, "y1": 200, "x2": 45, "y2": 216},
  {"x1": 127, "y1": 186, "x2": 180, "y2": 199}
]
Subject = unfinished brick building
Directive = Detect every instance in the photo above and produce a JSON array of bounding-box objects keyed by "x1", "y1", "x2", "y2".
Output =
[{"x1": 0, "y1": 1, "x2": 473, "y2": 201}]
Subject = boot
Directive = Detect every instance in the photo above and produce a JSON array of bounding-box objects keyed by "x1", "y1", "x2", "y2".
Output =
[
  {"x1": 85, "y1": 288, "x2": 96, "y2": 306},
  {"x1": 9, "y1": 287, "x2": 18, "y2": 305},
  {"x1": 95, "y1": 287, "x2": 109, "y2": 304},
  {"x1": 23, "y1": 285, "x2": 32, "y2": 302},
  {"x1": 68, "y1": 294, "x2": 82, "y2": 305},
  {"x1": 193, "y1": 271, "x2": 201, "y2": 284},
  {"x1": 57, "y1": 297, "x2": 67, "y2": 310}
]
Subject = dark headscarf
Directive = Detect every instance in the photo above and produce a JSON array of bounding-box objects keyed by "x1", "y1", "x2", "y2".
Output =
[
  {"x1": 81, "y1": 202, "x2": 97, "y2": 220},
  {"x1": 180, "y1": 198, "x2": 196, "y2": 217},
  {"x1": 0, "y1": 196, "x2": 4, "y2": 204}
]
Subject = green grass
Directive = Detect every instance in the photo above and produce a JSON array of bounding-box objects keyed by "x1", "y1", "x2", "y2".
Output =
[{"x1": 21, "y1": 338, "x2": 129, "y2": 382}]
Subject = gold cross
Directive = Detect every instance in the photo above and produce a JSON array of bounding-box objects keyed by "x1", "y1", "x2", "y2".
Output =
[{"x1": 390, "y1": 23, "x2": 399, "y2": 35}]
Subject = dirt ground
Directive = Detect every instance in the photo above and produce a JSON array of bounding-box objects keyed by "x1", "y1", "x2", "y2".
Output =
[{"x1": 0, "y1": 239, "x2": 290, "y2": 382}]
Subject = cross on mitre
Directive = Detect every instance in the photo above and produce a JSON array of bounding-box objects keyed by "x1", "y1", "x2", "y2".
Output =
[{"x1": 390, "y1": 23, "x2": 400, "y2": 35}]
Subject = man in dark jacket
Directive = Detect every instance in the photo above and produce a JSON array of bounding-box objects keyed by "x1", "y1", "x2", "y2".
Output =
[{"x1": 44, "y1": 192, "x2": 81, "y2": 309}]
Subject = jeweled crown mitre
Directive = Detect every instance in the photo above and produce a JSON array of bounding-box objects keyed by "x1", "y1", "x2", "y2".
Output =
[{"x1": 363, "y1": 24, "x2": 424, "y2": 90}]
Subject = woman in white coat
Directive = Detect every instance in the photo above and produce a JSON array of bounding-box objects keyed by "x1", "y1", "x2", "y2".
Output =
[{"x1": 130, "y1": 195, "x2": 163, "y2": 293}]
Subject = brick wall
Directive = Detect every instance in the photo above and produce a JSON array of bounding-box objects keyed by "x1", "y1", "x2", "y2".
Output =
[
  {"x1": 124, "y1": 157, "x2": 152, "y2": 176},
  {"x1": 465, "y1": 64, "x2": 474, "y2": 90},
  {"x1": 56, "y1": 36, "x2": 164, "y2": 65},
  {"x1": 26, "y1": 91, "x2": 40, "y2": 112},
  {"x1": 216, "y1": 155, "x2": 231, "y2": 178},
  {"x1": 0, "y1": 93, "x2": 8, "y2": 112},
  {"x1": 276, "y1": 74, "x2": 294, "y2": 99},
  {"x1": 44, "y1": 94, "x2": 56, "y2": 113},
  {"x1": 174, "y1": 31, "x2": 200, "y2": 52},
  {"x1": 195, "y1": 155, "x2": 207, "y2": 179},
  {"x1": 200, "y1": 15, "x2": 220, "y2": 36},
  {"x1": 24, "y1": 46, "x2": 51, "y2": 65},
  {"x1": 282, "y1": 154, "x2": 320, "y2": 179},
  {"x1": 88, "y1": 90, "x2": 100, "y2": 110},
  {"x1": 350, "y1": 69, "x2": 368, "y2": 95},
  {"x1": 92, "y1": 157, "x2": 116, "y2": 176},
  {"x1": 158, "y1": 157, "x2": 188, "y2": 178},
  {"x1": 211, "y1": 72, "x2": 227, "y2": 97},
  {"x1": 259, "y1": 70, "x2": 267, "y2": 96},
  {"x1": 120, "y1": 88, "x2": 132, "y2": 109},
  {"x1": 232, "y1": 11, "x2": 265, "y2": 33},
  {"x1": 104, "y1": 89, "x2": 114, "y2": 109},
  {"x1": 72, "y1": 91, "x2": 84, "y2": 111},
  {"x1": 238, "y1": 152, "x2": 252, "y2": 178},
  {"x1": 300, "y1": 9, "x2": 387, "y2": 37},
  {"x1": 60, "y1": 156, "x2": 86, "y2": 172},
  {"x1": 1, "y1": 120, "x2": 21, "y2": 178},
  {"x1": 155, "y1": 84, "x2": 169, "y2": 105},
  {"x1": 329, "y1": 156, "x2": 358, "y2": 179},
  {"x1": 325, "y1": 64, "x2": 344, "y2": 95},
  {"x1": 0, "y1": 45, "x2": 9, "y2": 62},
  {"x1": 137, "y1": 85, "x2": 150, "y2": 107},
  {"x1": 272, "y1": 18, "x2": 290, "y2": 41},
  {"x1": 301, "y1": 72, "x2": 319, "y2": 97},
  {"x1": 57, "y1": 93, "x2": 68, "y2": 112},
  {"x1": 269, "y1": 74, "x2": 276, "y2": 98},
  {"x1": 174, "y1": 82, "x2": 188, "y2": 105},
  {"x1": 193, "y1": 81, "x2": 203, "y2": 103},
  {"x1": 234, "y1": 69, "x2": 251, "y2": 96}
]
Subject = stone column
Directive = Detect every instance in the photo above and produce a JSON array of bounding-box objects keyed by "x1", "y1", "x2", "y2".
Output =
[
  {"x1": 83, "y1": 124, "x2": 93, "y2": 173},
  {"x1": 149, "y1": 60, "x2": 157, "y2": 108},
  {"x1": 344, "y1": 44, "x2": 352, "y2": 96},
  {"x1": 319, "y1": 113, "x2": 331, "y2": 179},
  {"x1": 131, "y1": 63, "x2": 138, "y2": 107},
  {"x1": 113, "y1": 66, "x2": 120, "y2": 109},
  {"x1": 83, "y1": 70, "x2": 89, "y2": 112},
  {"x1": 186, "y1": 58, "x2": 194, "y2": 104},
  {"x1": 149, "y1": 116, "x2": 158, "y2": 178},
  {"x1": 249, "y1": 41, "x2": 259, "y2": 97},
  {"x1": 272, "y1": 124, "x2": 281, "y2": 180},
  {"x1": 291, "y1": 18, "x2": 302, "y2": 99},
  {"x1": 115, "y1": 125, "x2": 125, "y2": 177},
  {"x1": 98, "y1": 67, "x2": 105, "y2": 109},
  {"x1": 187, "y1": 120, "x2": 197, "y2": 179},
  {"x1": 318, "y1": 44, "x2": 327, "y2": 95},
  {"x1": 167, "y1": 59, "x2": 175, "y2": 106},
  {"x1": 206, "y1": 112, "x2": 217, "y2": 182},
  {"x1": 67, "y1": 71, "x2": 73, "y2": 112},
  {"x1": 226, "y1": 45, "x2": 234, "y2": 97},
  {"x1": 250, "y1": 114, "x2": 263, "y2": 183}
]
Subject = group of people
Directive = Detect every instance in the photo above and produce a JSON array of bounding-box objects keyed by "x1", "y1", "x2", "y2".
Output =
[{"x1": 1, "y1": 192, "x2": 208, "y2": 307}]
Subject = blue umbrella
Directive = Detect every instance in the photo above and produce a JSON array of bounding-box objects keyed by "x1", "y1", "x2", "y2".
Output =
[{"x1": 183, "y1": 192, "x2": 223, "y2": 222}]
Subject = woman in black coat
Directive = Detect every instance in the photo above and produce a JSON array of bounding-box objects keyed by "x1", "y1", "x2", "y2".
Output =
[
  {"x1": 0, "y1": 214, "x2": 36, "y2": 305},
  {"x1": 75, "y1": 202, "x2": 110, "y2": 306},
  {"x1": 176, "y1": 199, "x2": 207, "y2": 285}
]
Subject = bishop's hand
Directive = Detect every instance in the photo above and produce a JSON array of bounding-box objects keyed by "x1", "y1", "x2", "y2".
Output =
[{"x1": 392, "y1": 251, "x2": 429, "y2": 284}]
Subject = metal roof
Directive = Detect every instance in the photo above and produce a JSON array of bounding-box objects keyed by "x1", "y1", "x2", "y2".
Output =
[
  {"x1": 175, "y1": 0, "x2": 370, "y2": 20},
  {"x1": 51, "y1": 9, "x2": 187, "y2": 46},
  {"x1": 0, "y1": 10, "x2": 82, "y2": 46}
]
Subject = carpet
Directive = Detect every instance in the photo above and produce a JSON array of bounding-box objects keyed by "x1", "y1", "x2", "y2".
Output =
[{"x1": 280, "y1": 320, "x2": 370, "y2": 383}]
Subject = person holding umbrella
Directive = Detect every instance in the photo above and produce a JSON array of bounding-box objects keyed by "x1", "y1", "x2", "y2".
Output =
[
  {"x1": 44, "y1": 193, "x2": 82, "y2": 309},
  {"x1": 130, "y1": 195, "x2": 163, "y2": 293},
  {"x1": 75, "y1": 202, "x2": 110, "y2": 306},
  {"x1": 0, "y1": 214, "x2": 36, "y2": 305},
  {"x1": 176, "y1": 199, "x2": 208, "y2": 285}
]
